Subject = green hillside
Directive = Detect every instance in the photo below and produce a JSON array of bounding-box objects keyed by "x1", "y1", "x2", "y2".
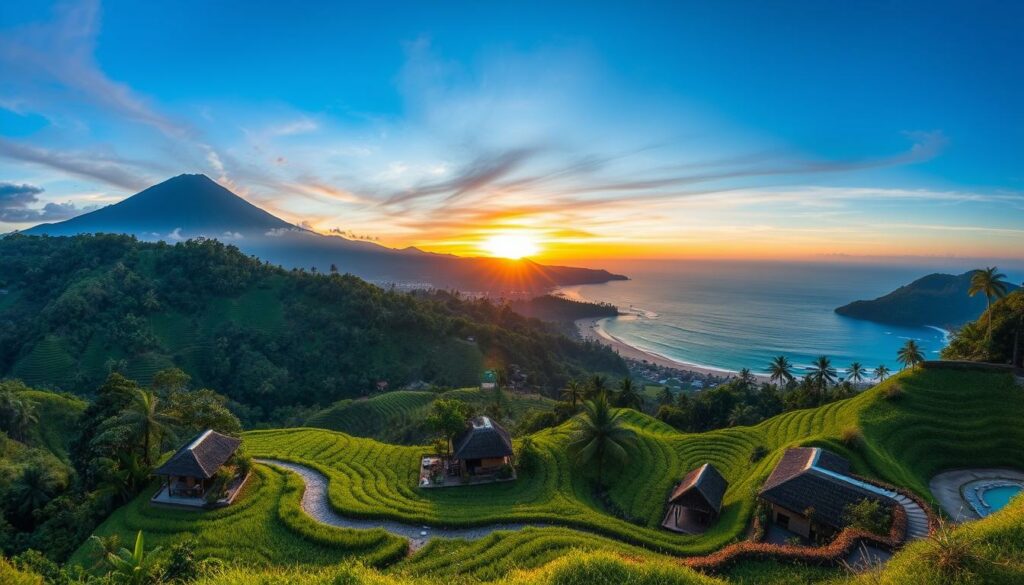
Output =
[
  {"x1": 72, "y1": 367, "x2": 1024, "y2": 582},
  {"x1": 0, "y1": 235, "x2": 625, "y2": 420},
  {"x1": 17, "y1": 388, "x2": 87, "y2": 460},
  {"x1": 306, "y1": 387, "x2": 558, "y2": 443}
]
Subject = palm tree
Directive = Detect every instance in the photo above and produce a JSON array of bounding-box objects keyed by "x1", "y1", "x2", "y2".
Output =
[
  {"x1": 586, "y1": 375, "x2": 608, "y2": 400},
  {"x1": 120, "y1": 389, "x2": 177, "y2": 466},
  {"x1": 847, "y1": 362, "x2": 866, "y2": 385},
  {"x1": 615, "y1": 377, "x2": 644, "y2": 411},
  {"x1": 737, "y1": 368, "x2": 757, "y2": 389},
  {"x1": 100, "y1": 531, "x2": 163, "y2": 585},
  {"x1": 657, "y1": 386, "x2": 675, "y2": 406},
  {"x1": 568, "y1": 393, "x2": 636, "y2": 488},
  {"x1": 768, "y1": 355, "x2": 794, "y2": 386},
  {"x1": 10, "y1": 463, "x2": 62, "y2": 518},
  {"x1": 808, "y1": 356, "x2": 837, "y2": 395},
  {"x1": 969, "y1": 267, "x2": 1009, "y2": 339},
  {"x1": 561, "y1": 380, "x2": 584, "y2": 407},
  {"x1": 897, "y1": 340, "x2": 925, "y2": 370},
  {"x1": 873, "y1": 364, "x2": 891, "y2": 382}
]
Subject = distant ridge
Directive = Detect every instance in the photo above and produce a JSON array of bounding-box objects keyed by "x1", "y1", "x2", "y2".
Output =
[
  {"x1": 21, "y1": 174, "x2": 626, "y2": 292},
  {"x1": 835, "y1": 271, "x2": 1019, "y2": 327}
]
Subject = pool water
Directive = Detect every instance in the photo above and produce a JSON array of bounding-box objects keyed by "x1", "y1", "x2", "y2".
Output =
[{"x1": 983, "y1": 485, "x2": 1023, "y2": 512}]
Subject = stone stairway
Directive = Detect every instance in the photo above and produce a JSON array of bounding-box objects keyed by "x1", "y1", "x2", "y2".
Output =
[{"x1": 890, "y1": 492, "x2": 930, "y2": 540}]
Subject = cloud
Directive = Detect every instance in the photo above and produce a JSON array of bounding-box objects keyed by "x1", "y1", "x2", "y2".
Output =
[
  {"x1": 0, "y1": 181, "x2": 95, "y2": 222},
  {"x1": 0, "y1": 138, "x2": 152, "y2": 190}
]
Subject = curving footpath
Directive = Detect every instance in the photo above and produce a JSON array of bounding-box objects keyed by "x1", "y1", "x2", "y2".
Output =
[
  {"x1": 258, "y1": 458, "x2": 930, "y2": 559},
  {"x1": 257, "y1": 459, "x2": 551, "y2": 551}
]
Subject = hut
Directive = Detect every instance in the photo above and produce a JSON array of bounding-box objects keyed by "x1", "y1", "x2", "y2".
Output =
[
  {"x1": 450, "y1": 416, "x2": 515, "y2": 477},
  {"x1": 152, "y1": 429, "x2": 246, "y2": 507},
  {"x1": 662, "y1": 463, "x2": 727, "y2": 533},
  {"x1": 758, "y1": 447, "x2": 891, "y2": 540}
]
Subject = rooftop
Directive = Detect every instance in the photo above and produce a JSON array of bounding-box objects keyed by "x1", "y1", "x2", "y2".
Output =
[
  {"x1": 452, "y1": 416, "x2": 514, "y2": 461},
  {"x1": 154, "y1": 429, "x2": 242, "y2": 479}
]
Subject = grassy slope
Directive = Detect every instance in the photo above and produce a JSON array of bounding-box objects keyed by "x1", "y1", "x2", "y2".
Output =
[
  {"x1": 306, "y1": 387, "x2": 557, "y2": 443},
  {"x1": 70, "y1": 465, "x2": 406, "y2": 570},
  {"x1": 18, "y1": 389, "x2": 87, "y2": 460},
  {"x1": 72, "y1": 367, "x2": 1024, "y2": 581}
]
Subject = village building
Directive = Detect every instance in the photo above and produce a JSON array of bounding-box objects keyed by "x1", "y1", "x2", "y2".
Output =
[
  {"x1": 152, "y1": 429, "x2": 249, "y2": 508},
  {"x1": 662, "y1": 463, "x2": 727, "y2": 534},
  {"x1": 758, "y1": 447, "x2": 890, "y2": 541},
  {"x1": 481, "y1": 370, "x2": 498, "y2": 390},
  {"x1": 451, "y1": 416, "x2": 515, "y2": 477}
]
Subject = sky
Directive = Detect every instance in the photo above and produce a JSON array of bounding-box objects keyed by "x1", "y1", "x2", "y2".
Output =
[{"x1": 1, "y1": 0, "x2": 1023, "y2": 262}]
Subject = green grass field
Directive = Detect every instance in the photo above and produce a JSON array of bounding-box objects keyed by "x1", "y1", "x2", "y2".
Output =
[
  {"x1": 18, "y1": 389, "x2": 87, "y2": 460},
  {"x1": 11, "y1": 335, "x2": 77, "y2": 389},
  {"x1": 306, "y1": 387, "x2": 558, "y2": 443},
  {"x1": 72, "y1": 367, "x2": 1024, "y2": 582},
  {"x1": 71, "y1": 465, "x2": 407, "y2": 571}
]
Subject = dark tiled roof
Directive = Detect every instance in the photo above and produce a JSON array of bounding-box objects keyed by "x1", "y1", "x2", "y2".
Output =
[
  {"x1": 154, "y1": 429, "x2": 242, "y2": 479},
  {"x1": 452, "y1": 416, "x2": 514, "y2": 460},
  {"x1": 759, "y1": 447, "x2": 885, "y2": 530},
  {"x1": 668, "y1": 463, "x2": 728, "y2": 513}
]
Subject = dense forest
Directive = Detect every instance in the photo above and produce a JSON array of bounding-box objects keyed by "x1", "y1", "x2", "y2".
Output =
[{"x1": 0, "y1": 234, "x2": 626, "y2": 422}]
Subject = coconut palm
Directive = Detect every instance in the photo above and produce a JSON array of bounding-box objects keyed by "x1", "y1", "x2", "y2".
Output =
[
  {"x1": 897, "y1": 340, "x2": 925, "y2": 370},
  {"x1": 767, "y1": 355, "x2": 794, "y2": 386},
  {"x1": 657, "y1": 386, "x2": 675, "y2": 406},
  {"x1": 568, "y1": 393, "x2": 636, "y2": 488},
  {"x1": 615, "y1": 377, "x2": 644, "y2": 410},
  {"x1": 737, "y1": 368, "x2": 757, "y2": 389},
  {"x1": 873, "y1": 364, "x2": 891, "y2": 381},
  {"x1": 969, "y1": 267, "x2": 1009, "y2": 339},
  {"x1": 808, "y1": 355, "x2": 837, "y2": 394},
  {"x1": 586, "y1": 374, "x2": 608, "y2": 400},
  {"x1": 10, "y1": 463, "x2": 62, "y2": 518},
  {"x1": 119, "y1": 389, "x2": 177, "y2": 466},
  {"x1": 847, "y1": 362, "x2": 867, "y2": 385},
  {"x1": 560, "y1": 380, "x2": 584, "y2": 407}
]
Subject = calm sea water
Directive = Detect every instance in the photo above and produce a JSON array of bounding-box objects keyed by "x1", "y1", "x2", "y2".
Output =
[{"x1": 557, "y1": 259, "x2": 1022, "y2": 377}]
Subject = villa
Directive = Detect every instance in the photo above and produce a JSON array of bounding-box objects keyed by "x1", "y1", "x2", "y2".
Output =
[
  {"x1": 152, "y1": 429, "x2": 248, "y2": 508},
  {"x1": 662, "y1": 463, "x2": 727, "y2": 534},
  {"x1": 758, "y1": 447, "x2": 890, "y2": 541}
]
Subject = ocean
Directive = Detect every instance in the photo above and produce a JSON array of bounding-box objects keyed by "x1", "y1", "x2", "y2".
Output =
[{"x1": 557, "y1": 259, "x2": 1022, "y2": 377}]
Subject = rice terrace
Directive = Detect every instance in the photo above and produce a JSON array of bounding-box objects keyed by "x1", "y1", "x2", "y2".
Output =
[{"x1": 3, "y1": 1, "x2": 1024, "y2": 584}]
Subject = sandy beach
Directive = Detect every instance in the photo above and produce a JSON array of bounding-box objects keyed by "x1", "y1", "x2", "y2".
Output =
[{"x1": 575, "y1": 317, "x2": 738, "y2": 378}]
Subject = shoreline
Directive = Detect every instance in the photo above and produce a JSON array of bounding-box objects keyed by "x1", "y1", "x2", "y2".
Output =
[{"x1": 575, "y1": 317, "x2": 742, "y2": 378}]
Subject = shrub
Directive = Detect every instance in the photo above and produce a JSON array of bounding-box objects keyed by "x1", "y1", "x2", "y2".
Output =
[
  {"x1": 840, "y1": 425, "x2": 863, "y2": 447},
  {"x1": 883, "y1": 384, "x2": 904, "y2": 401},
  {"x1": 749, "y1": 446, "x2": 769, "y2": 463},
  {"x1": 844, "y1": 499, "x2": 892, "y2": 536}
]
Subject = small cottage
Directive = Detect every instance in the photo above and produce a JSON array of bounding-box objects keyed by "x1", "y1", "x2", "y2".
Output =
[
  {"x1": 451, "y1": 416, "x2": 515, "y2": 477},
  {"x1": 152, "y1": 429, "x2": 246, "y2": 507},
  {"x1": 663, "y1": 463, "x2": 727, "y2": 533},
  {"x1": 758, "y1": 447, "x2": 890, "y2": 540},
  {"x1": 481, "y1": 370, "x2": 498, "y2": 390}
]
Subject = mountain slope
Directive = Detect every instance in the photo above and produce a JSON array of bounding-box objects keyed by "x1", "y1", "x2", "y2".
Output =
[
  {"x1": 23, "y1": 174, "x2": 626, "y2": 291},
  {"x1": 0, "y1": 234, "x2": 627, "y2": 417},
  {"x1": 835, "y1": 271, "x2": 1019, "y2": 327}
]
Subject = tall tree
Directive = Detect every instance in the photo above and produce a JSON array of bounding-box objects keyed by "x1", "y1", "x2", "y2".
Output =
[
  {"x1": 897, "y1": 340, "x2": 925, "y2": 370},
  {"x1": 768, "y1": 355, "x2": 794, "y2": 386},
  {"x1": 586, "y1": 374, "x2": 608, "y2": 400},
  {"x1": 873, "y1": 364, "x2": 891, "y2": 381},
  {"x1": 426, "y1": 399, "x2": 470, "y2": 457},
  {"x1": 119, "y1": 389, "x2": 177, "y2": 466},
  {"x1": 657, "y1": 386, "x2": 675, "y2": 407},
  {"x1": 847, "y1": 362, "x2": 866, "y2": 385},
  {"x1": 568, "y1": 393, "x2": 636, "y2": 488},
  {"x1": 615, "y1": 377, "x2": 644, "y2": 410},
  {"x1": 560, "y1": 380, "x2": 584, "y2": 407},
  {"x1": 969, "y1": 266, "x2": 1009, "y2": 340},
  {"x1": 808, "y1": 355, "x2": 837, "y2": 396}
]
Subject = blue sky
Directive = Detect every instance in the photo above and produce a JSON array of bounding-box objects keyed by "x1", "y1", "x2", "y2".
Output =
[{"x1": 1, "y1": 0, "x2": 1022, "y2": 260}]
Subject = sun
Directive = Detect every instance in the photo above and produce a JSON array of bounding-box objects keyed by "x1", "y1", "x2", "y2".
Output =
[{"x1": 481, "y1": 233, "x2": 540, "y2": 259}]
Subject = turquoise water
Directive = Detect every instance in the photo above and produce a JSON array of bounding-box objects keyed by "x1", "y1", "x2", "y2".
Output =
[
  {"x1": 559, "y1": 259, "x2": 1022, "y2": 376},
  {"x1": 984, "y1": 485, "x2": 1023, "y2": 513}
]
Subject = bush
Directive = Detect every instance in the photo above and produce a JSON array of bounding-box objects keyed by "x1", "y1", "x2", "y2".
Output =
[
  {"x1": 883, "y1": 384, "x2": 904, "y2": 401},
  {"x1": 840, "y1": 426, "x2": 863, "y2": 447},
  {"x1": 749, "y1": 446, "x2": 769, "y2": 463},
  {"x1": 844, "y1": 499, "x2": 892, "y2": 536}
]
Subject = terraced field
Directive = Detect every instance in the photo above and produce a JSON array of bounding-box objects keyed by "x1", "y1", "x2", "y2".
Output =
[
  {"x1": 306, "y1": 387, "x2": 558, "y2": 443},
  {"x1": 11, "y1": 335, "x2": 77, "y2": 388},
  {"x1": 71, "y1": 465, "x2": 407, "y2": 570},
  {"x1": 18, "y1": 389, "x2": 87, "y2": 460},
  {"x1": 73, "y1": 367, "x2": 1024, "y2": 582}
]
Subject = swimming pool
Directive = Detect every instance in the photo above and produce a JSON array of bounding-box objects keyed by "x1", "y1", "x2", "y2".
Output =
[{"x1": 964, "y1": 480, "x2": 1024, "y2": 517}]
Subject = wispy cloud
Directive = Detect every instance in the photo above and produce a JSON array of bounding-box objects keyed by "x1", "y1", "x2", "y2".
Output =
[{"x1": 0, "y1": 138, "x2": 153, "y2": 190}]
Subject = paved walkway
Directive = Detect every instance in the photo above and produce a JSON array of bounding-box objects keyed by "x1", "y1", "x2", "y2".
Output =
[
  {"x1": 257, "y1": 459, "x2": 547, "y2": 552},
  {"x1": 929, "y1": 468, "x2": 1024, "y2": 523}
]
